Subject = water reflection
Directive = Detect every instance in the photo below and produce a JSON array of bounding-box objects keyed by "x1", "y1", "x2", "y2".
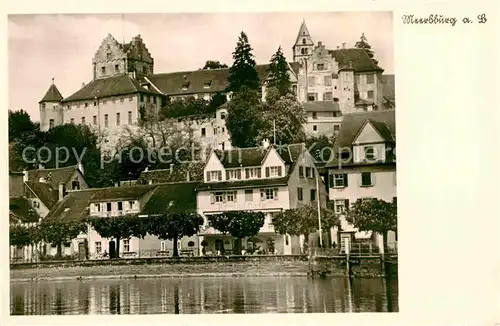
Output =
[{"x1": 10, "y1": 277, "x2": 398, "y2": 315}]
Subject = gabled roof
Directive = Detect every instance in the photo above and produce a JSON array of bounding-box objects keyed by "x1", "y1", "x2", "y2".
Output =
[
  {"x1": 9, "y1": 197, "x2": 41, "y2": 223},
  {"x1": 39, "y1": 84, "x2": 63, "y2": 103},
  {"x1": 44, "y1": 189, "x2": 96, "y2": 221},
  {"x1": 303, "y1": 101, "x2": 342, "y2": 113},
  {"x1": 294, "y1": 20, "x2": 314, "y2": 46},
  {"x1": 328, "y1": 48, "x2": 383, "y2": 73},
  {"x1": 137, "y1": 162, "x2": 205, "y2": 184},
  {"x1": 25, "y1": 181, "x2": 59, "y2": 209},
  {"x1": 62, "y1": 74, "x2": 162, "y2": 102},
  {"x1": 147, "y1": 63, "x2": 300, "y2": 96},
  {"x1": 381, "y1": 74, "x2": 395, "y2": 101},
  {"x1": 25, "y1": 165, "x2": 82, "y2": 189}
]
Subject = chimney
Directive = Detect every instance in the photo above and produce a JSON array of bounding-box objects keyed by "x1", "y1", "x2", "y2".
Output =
[
  {"x1": 58, "y1": 182, "x2": 65, "y2": 201},
  {"x1": 77, "y1": 162, "x2": 84, "y2": 175},
  {"x1": 169, "y1": 164, "x2": 173, "y2": 174},
  {"x1": 342, "y1": 43, "x2": 346, "y2": 49},
  {"x1": 186, "y1": 170, "x2": 190, "y2": 182},
  {"x1": 262, "y1": 139, "x2": 270, "y2": 149},
  {"x1": 22, "y1": 169, "x2": 28, "y2": 182},
  {"x1": 114, "y1": 181, "x2": 119, "y2": 187},
  {"x1": 148, "y1": 179, "x2": 153, "y2": 185}
]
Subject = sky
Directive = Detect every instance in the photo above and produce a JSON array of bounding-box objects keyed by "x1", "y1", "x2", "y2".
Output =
[{"x1": 8, "y1": 12, "x2": 393, "y2": 121}]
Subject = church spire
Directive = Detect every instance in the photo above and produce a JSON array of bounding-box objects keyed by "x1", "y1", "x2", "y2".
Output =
[
  {"x1": 39, "y1": 80, "x2": 63, "y2": 103},
  {"x1": 292, "y1": 20, "x2": 314, "y2": 62}
]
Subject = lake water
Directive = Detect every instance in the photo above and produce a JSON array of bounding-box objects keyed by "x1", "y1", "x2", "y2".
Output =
[{"x1": 10, "y1": 277, "x2": 398, "y2": 314}]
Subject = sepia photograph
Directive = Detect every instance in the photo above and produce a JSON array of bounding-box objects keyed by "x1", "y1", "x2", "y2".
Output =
[{"x1": 8, "y1": 12, "x2": 397, "y2": 315}]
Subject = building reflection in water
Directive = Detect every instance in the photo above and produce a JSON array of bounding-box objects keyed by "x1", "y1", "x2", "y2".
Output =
[{"x1": 10, "y1": 276, "x2": 398, "y2": 315}]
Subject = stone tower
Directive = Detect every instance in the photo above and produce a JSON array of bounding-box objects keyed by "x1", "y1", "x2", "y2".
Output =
[
  {"x1": 39, "y1": 79, "x2": 64, "y2": 131},
  {"x1": 338, "y1": 64, "x2": 355, "y2": 113},
  {"x1": 92, "y1": 34, "x2": 154, "y2": 81},
  {"x1": 292, "y1": 20, "x2": 314, "y2": 63}
]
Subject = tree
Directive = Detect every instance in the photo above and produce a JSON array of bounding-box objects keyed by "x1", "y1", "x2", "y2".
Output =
[
  {"x1": 226, "y1": 32, "x2": 260, "y2": 93},
  {"x1": 225, "y1": 87, "x2": 264, "y2": 148},
  {"x1": 258, "y1": 93, "x2": 307, "y2": 145},
  {"x1": 9, "y1": 109, "x2": 37, "y2": 143},
  {"x1": 345, "y1": 198, "x2": 397, "y2": 251},
  {"x1": 305, "y1": 135, "x2": 335, "y2": 163},
  {"x1": 272, "y1": 203, "x2": 339, "y2": 250},
  {"x1": 355, "y1": 33, "x2": 379, "y2": 65},
  {"x1": 208, "y1": 211, "x2": 265, "y2": 255},
  {"x1": 146, "y1": 212, "x2": 204, "y2": 257},
  {"x1": 267, "y1": 47, "x2": 292, "y2": 97},
  {"x1": 88, "y1": 215, "x2": 149, "y2": 258},
  {"x1": 201, "y1": 60, "x2": 228, "y2": 70},
  {"x1": 38, "y1": 218, "x2": 87, "y2": 258},
  {"x1": 9, "y1": 224, "x2": 39, "y2": 247}
]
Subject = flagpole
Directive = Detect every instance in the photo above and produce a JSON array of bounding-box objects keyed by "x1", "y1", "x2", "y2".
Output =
[
  {"x1": 315, "y1": 165, "x2": 323, "y2": 247},
  {"x1": 273, "y1": 120, "x2": 276, "y2": 145}
]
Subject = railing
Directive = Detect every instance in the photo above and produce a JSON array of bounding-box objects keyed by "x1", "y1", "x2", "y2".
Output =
[{"x1": 311, "y1": 242, "x2": 398, "y2": 257}]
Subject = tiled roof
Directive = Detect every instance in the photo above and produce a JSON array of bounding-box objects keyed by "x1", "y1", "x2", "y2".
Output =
[
  {"x1": 25, "y1": 181, "x2": 59, "y2": 209},
  {"x1": 89, "y1": 184, "x2": 157, "y2": 202},
  {"x1": 25, "y1": 165, "x2": 80, "y2": 189},
  {"x1": 303, "y1": 101, "x2": 342, "y2": 112},
  {"x1": 9, "y1": 197, "x2": 40, "y2": 223},
  {"x1": 381, "y1": 74, "x2": 395, "y2": 101},
  {"x1": 140, "y1": 182, "x2": 199, "y2": 214},
  {"x1": 325, "y1": 110, "x2": 395, "y2": 168},
  {"x1": 197, "y1": 177, "x2": 289, "y2": 191},
  {"x1": 62, "y1": 74, "x2": 162, "y2": 102},
  {"x1": 328, "y1": 48, "x2": 383, "y2": 73},
  {"x1": 44, "y1": 189, "x2": 95, "y2": 221},
  {"x1": 137, "y1": 162, "x2": 205, "y2": 184},
  {"x1": 148, "y1": 62, "x2": 300, "y2": 96},
  {"x1": 39, "y1": 84, "x2": 63, "y2": 103}
]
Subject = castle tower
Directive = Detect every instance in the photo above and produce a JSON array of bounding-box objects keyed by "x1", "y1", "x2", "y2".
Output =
[
  {"x1": 39, "y1": 79, "x2": 64, "y2": 131},
  {"x1": 92, "y1": 34, "x2": 154, "y2": 81},
  {"x1": 338, "y1": 63, "x2": 355, "y2": 113},
  {"x1": 292, "y1": 20, "x2": 314, "y2": 63}
]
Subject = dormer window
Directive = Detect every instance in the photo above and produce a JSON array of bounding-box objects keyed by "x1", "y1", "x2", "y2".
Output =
[
  {"x1": 226, "y1": 169, "x2": 242, "y2": 180},
  {"x1": 316, "y1": 63, "x2": 325, "y2": 70},
  {"x1": 182, "y1": 80, "x2": 190, "y2": 90},
  {"x1": 245, "y1": 168, "x2": 261, "y2": 179},
  {"x1": 265, "y1": 166, "x2": 282, "y2": 178},
  {"x1": 206, "y1": 170, "x2": 222, "y2": 181},
  {"x1": 71, "y1": 180, "x2": 80, "y2": 190},
  {"x1": 203, "y1": 81, "x2": 212, "y2": 89}
]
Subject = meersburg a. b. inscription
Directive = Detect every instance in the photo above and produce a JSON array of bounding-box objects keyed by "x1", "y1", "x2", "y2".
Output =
[{"x1": 402, "y1": 13, "x2": 487, "y2": 26}]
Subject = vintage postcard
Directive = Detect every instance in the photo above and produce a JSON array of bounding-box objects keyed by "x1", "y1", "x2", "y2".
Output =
[{"x1": 3, "y1": 1, "x2": 498, "y2": 326}]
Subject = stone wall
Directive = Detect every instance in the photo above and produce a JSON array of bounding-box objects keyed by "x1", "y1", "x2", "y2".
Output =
[{"x1": 310, "y1": 255, "x2": 398, "y2": 278}]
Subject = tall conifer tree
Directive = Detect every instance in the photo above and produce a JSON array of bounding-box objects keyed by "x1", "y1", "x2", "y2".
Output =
[
  {"x1": 355, "y1": 33, "x2": 379, "y2": 65},
  {"x1": 266, "y1": 46, "x2": 292, "y2": 97},
  {"x1": 226, "y1": 32, "x2": 260, "y2": 93}
]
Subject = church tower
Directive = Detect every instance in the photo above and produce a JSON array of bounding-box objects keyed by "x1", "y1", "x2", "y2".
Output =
[
  {"x1": 39, "y1": 79, "x2": 64, "y2": 131},
  {"x1": 292, "y1": 20, "x2": 314, "y2": 62}
]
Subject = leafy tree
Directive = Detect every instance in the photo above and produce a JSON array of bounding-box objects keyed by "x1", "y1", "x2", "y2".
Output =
[
  {"x1": 345, "y1": 198, "x2": 397, "y2": 251},
  {"x1": 38, "y1": 218, "x2": 87, "y2": 258},
  {"x1": 146, "y1": 212, "x2": 204, "y2": 257},
  {"x1": 208, "y1": 211, "x2": 265, "y2": 255},
  {"x1": 226, "y1": 32, "x2": 260, "y2": 93},
  {"x1": 305, "y1": 135, "x2": 335, "y2": 163},
  {"x1": 9, "y1": 109, "x2": 38, "y2": 143},
  {"x1": 9, "y1": 224, "x2": 40, "y2": 247},
  {"x1": 355, "y1": 32, "x2": 379, "y2": 65},
  {"x1": 88, "y1": 214, "x2": 149, "y2": 258},
  {"x1": 266, "y1": 47, "x2": 292, "y2": 97},
  {"x1": 272, "y1": 203, "x2": 339, "y2": 250},
  {"x1": 258, "y1": 93, "x2": 307, "y2": 145},
  {"x1": 225, "y1": 87, "x2": 264, "y2": 148},
  {"x1": 201, "y1": 60, "x2": 228, "y2": 70}
]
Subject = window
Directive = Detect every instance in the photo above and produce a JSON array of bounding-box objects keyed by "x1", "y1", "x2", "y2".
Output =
[
  {"x1": 245, "y1": 189, "x2": 253, "y2": 201},
  {"x1": 299, "y1": 166, "x2": 304, "y2": 177},
  {"x1": 203, "y1": 81, "x2": 212, "y2": 88},
  {"x1": 95, "y1": 203, "x2": 101, "y2": 212},
  {"x1": 323, "y1": 92, "x2": 333, "y2": 101},
  {"x1": 245, "y1": 168, "x2": 261, "y2": 179},
  {"x1": 95, "y1": 242, "x2": 102, "y2": 254},
  {"x1": 120, "y1": 96, "x2": 124, "y2": 103},
  {"x1": 361, "y1": 172, "x2": 373, "y2": 186},
  {"x1": 305, "y1": 167, "x2": 311, "y2": 178},
  {"x1": 160, "y1": 241, "x2": 166, "y2": 251},
  {"x1": 201, "y1": 128, "x2": 206, "y2": 137},
  {"x1": 115, "y1": 64, "x2": 119, "y2": 72},
  {"x1": 226, "y1": 169, "x2": 242, "y2": 180},
  {"x1": 220, "y1": 112, "x2": 226, "y2": 120},
  {"x1": 310, "y1": 189, "x2": 316, "y2": 201},
  {"x1": 265, "y1": 166, "x2": 282, "y2": 178},
  {"x1": 123, "y1": 239, "x2": 130, "y2": 252},
  {"x1": 101, "y1": 66, "x2": 106, "y2": 74},
  {"x1": 116, "y1": 113, "x2": 120, "y2": 126},
  {"x1": 129, "y1": 96, "x2": 133, "y2": 101},
  {"x1": 312, "y1": 112, "x2": 317, "y2": 119},
  {"x1": 140, "y1": 94, "x2": 144, "y2": 102},
  {"x1": 49, "y1": 119, "x2": 54, "y2": 128},
  {"x1": 367, "y1": 90, "x2": 374, "y2": 99},
  {"x1": 324, "y1": 75, "x2": 332, "y2": 86},
  {"x1": 84, "y1": 102, "x2": 89, "y2": 108},
  {"x1": 93, "y1": 115, "x2": 97, "y2": 125},
  {"x1": 302, "y1": 38, "x2": 306, "y2": 45},
  {"x1": 71, "y1": 180, "x2": 80, "y2": 190},
  {"x1": 206, "y1": 170, "x2": 222, "y2": 181},
  {"x1": 297, "y1": 187, "x2": 303, "y2": 201},
  {"x1": 214, "y1": 192, "x2": 224, "y2": 203},
  {"x1": 226, "y1": 191, "x2": 237, "y2": 202},
  {"x1": 106, "y1": 203, "x2": 112, "y2": 211},
  {"x1": 334, "y1": 199, "x2": 349, "y2": 214},
  {"x1": 81, "y1": 117, "x2": 86, "y2": 124},
  {"x1": 330, "y1": 173, "x2": 348, "y2": 188},
  {"x1": 118, "y1": 202, "x2": 123, "y2": 211},
  {"x1": 261, "y1": 188, "x2": 278, "y2": 200},
  {"x1": 333, "y1": 124, "x2": 340, "y2": 131},
  {"x1": 70, "y1": 118, "x2": 74, "y2": 124},
  {"x1": 307, "y1": 93, "x2": 316, "y2": 101},
  {"x1": 317, "y1": 63, "x2": 325, "y2": 70},
  {"x1": 222, "y1": 127, "x2": 225, "y2": 133},
  {"x1": 366, "y1": 74, "x2": 375, "y2": 84},
  {"x1": 42, "y1": 103, "x2": 46, "y2": 109},
  {"x1": 301, "y1": 48, "x2": 306, "y2": 55},
  {"x1": 292, "y1": 84, "x2": 298, "y2": 95},
  {"x1": 308, "y1": 77, "x2": 316, "y2": 87},
  {"x1": 364, "y1": 146, "x2": 376, "y2": 160},
  {"x1": 128, "y1": 201, "x2": 134, "y2": 210},
  {"x1": 104, "y1": 114, "x2": 108, "y2": 128}
]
